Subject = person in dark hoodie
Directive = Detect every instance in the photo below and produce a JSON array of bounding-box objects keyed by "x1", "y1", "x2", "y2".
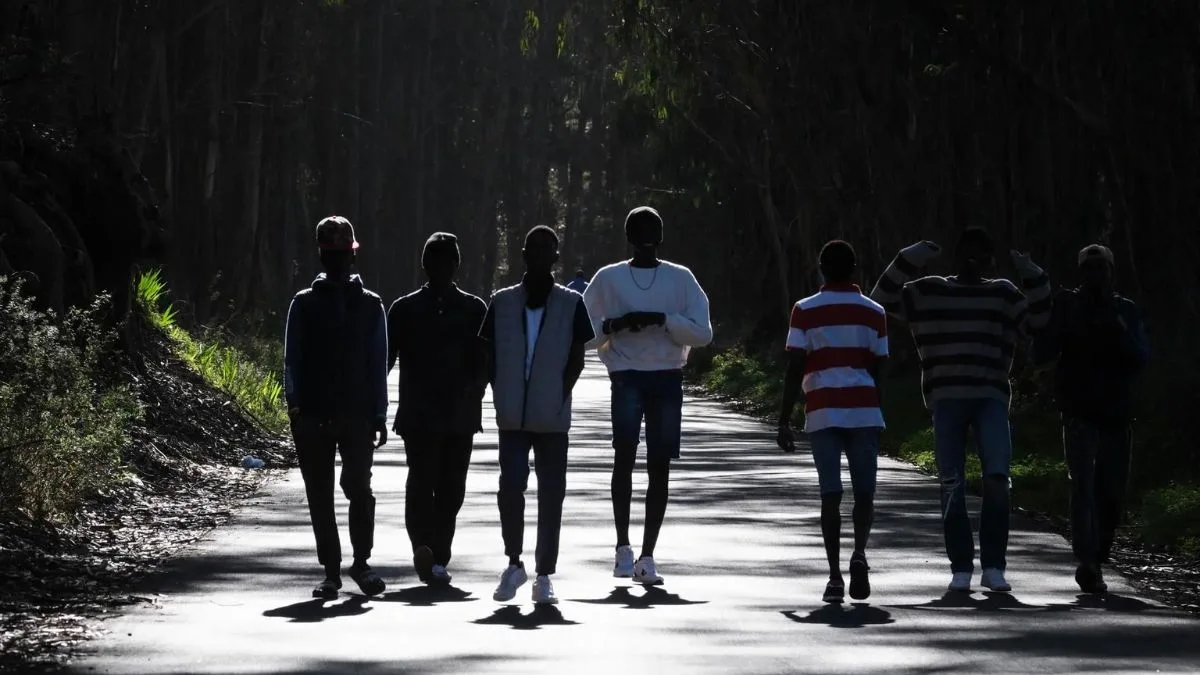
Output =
[
  {"x1": 478, "y1": 225, "x2": 594, "y2": 605},
  {"x1": 387, "y1": 232, "x2": 488, "y2": 586},
  {"x1": 284, "y1": 215, "x2": 389, "y2": 599},
  {"x1": 1033, "y1": 243, "x2": 1149, "y2": 594}
]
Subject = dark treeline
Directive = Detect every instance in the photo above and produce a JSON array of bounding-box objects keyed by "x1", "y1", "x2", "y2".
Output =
[{"x1": 2, "y1": 3, "x2": 1197, "y2": 425}]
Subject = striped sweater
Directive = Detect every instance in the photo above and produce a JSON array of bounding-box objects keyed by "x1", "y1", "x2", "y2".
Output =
[{"x1": 870, "y1": 253, "x2": 1051, "y2": 408}]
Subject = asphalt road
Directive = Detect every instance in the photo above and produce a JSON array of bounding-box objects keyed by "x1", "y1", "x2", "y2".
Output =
[{"x1": 72, "y1": 358, "x2": 1200, "y2": 674}]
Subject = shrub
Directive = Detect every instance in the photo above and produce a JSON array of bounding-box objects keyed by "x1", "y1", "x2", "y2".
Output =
[
  {"x1": 1138, "y1": 485, "x2": 1200, "y2": 557},
  {"x1": 0, "y1": 278, "x2": 140, "y2": 521}
]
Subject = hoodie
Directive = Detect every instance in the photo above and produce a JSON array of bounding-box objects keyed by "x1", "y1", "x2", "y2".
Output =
[{"x1": 283, "y1": 273, "x2": 388, "y2": 421}]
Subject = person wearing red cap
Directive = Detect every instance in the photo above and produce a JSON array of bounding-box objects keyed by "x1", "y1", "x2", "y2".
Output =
[
  {"x1": 284, "y1": 215, "x2": 389, "y2": 599},
  {"x1": 1034, "y1": 243, "x2": 1149, "y2": 594}
]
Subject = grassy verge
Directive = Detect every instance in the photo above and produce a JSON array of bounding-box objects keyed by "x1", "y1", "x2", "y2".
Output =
[
  {"x1": 689, "y1": 346, "x2": 1200, "y2": 557},
  {"x1": 136, "y1": 270, "x2": 288, "y2": 434}
]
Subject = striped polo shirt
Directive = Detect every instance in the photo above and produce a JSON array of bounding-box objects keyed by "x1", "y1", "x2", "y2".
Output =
[
  {"x1": 871, "y1": 253, "x2": 1052, "y2": 407},
  {"x1": 785, "y1": 283, "x2": 888, "y2": 432}
]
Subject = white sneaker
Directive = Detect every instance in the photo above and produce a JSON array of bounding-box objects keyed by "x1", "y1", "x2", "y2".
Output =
[
  {"x1": 492, "y1": 563, "x2": 528, "y2": 602},
  {"x1": 632, "y1": 556, "x2": 664, "y2": 585},
  {"x1": 948, "y1": 572, "x2": 972, "y2": 592},
  {"x1": 532, "y1": 575, "x2": 558, "y2": 605},
  {"x1": 430, "y1": 564, "x2": 452, "y2": 585},
  {"x1": 614, "y1": 545, "x2": 635, "y2": 578},
  {"x1": 981, "y1": 568, "x2": 1011, "y2": 592}
]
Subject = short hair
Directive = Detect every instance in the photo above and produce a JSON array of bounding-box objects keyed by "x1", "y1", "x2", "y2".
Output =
[
  {"x1": 575, "y1": 269, "x2": 586, "y2": 278},
  {"x1": 818, "y1": 240, "x2": 856, "y2": 283},
  {"x1": 422, "y1": 232, "x2": 461, "y2": 268},
  {"x1": 956, "y1": 226, "x2": 994, "y2": 253},
  {"x1": 624, "y1": 206, "x2": 663, "y2": 238},
  {"x1": 524, "y1": 225, "x2": 559, "y2": 249}
]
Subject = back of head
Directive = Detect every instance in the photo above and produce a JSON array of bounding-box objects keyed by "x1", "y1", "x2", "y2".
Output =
[
  {"x1": 818, "y1": 239, "x2": 856, "y2": 284},
  {"x1": 955, "y1": 226, "x2": 994, "y2": 255},
  {"x1": 575, "y1": 269, "x2": 586, "y2": 279},
  {"x1": 422, "y1": 231, "x2": 461, "y2": 268},
  {"x1": 525, "y1": 224, "x2": 559, "y2": 249}
]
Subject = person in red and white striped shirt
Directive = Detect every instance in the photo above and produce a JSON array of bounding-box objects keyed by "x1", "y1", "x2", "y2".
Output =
[{"x1": 778, "y1": 240, "x2": 888, "y2": 604}]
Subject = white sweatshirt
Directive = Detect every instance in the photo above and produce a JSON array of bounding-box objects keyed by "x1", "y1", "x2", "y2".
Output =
[{"x1": 583, "y1": 260, "x2": 713, "y2": 372}]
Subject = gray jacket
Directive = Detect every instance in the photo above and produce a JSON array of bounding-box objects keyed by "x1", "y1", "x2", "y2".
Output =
[{"x1": 490, "y1": 283, "x2": 580, "y2": 433}]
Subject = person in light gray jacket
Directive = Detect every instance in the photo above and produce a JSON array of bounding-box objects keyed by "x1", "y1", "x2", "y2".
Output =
[{"x1": 477, "y1": 225, "x2": 594, "y2": 605}]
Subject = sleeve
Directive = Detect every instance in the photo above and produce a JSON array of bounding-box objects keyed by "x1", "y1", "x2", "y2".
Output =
[
  {"x1": 283, "y1": 296, "x2": 302, "y2": 410},
  {"x1": 664, "y1": 267, "x2": 713, "y2": 347},
  {"x1": 1124, "y1": 304, "x2": 1150, "y2": 371},
  {"x1": 478, "y1": 300, "x2": 496, "y2": 342},
  {"x1": 573, "y1": 296, "x2": 596, "y2": 345},
  {"x1": 1031, "y1": 295, "x2": 1067, "y2": 366},
  {"x1": 871, "y1": 253, "x2": 920, "y2": 321},
  {"x1": 784, "y1": 303, "x2": 807, "y2": 352},
  {"x1": 370, "y1": 298, "x2": 389, "y2": 420},
  {"x1": 873, "y1": 307, "x2": 889, "y2": 357},
  {"x1": 386, "y1": 300, "x2": 402, "y2": 373},
  {"x1": 582, "y1": 272, "x2": 608, "y2": 350},
  {"x1": 1017, "y1": 269, "x2": 1053, "y2": 336}
]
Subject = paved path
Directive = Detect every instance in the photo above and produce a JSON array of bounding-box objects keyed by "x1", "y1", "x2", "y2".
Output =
[{"x1": 74, "y1": 359, "x2": 1199, "y2": 674}]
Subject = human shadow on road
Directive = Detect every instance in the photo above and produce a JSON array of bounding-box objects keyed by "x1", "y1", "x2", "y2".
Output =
[
  {"x1": 782, "y1": 603, "x2": 895, "y2": 628},
  {"x1": 471, "y1": 605, "x2": 579, "y2": 630},
  {"x1": 571, "y1": 585, "x2": 708, "y2": 609},
  {"x1": 262, "y1": 596, "x2": 371, "y2": 623},
  {"x1": 1043, "y1": 592, "x2": 1163, "y2": 614},
  {"x1": 373, "y1": 584, "x2": 476, "y2": 607},
  {"x1": 890, "y1": 591, "x2": 1043, "y2": 613}
]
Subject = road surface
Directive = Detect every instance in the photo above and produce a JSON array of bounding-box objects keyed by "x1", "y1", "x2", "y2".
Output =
[{"x1": 73, "y1": 359, "x2": 1200, "y2": 674}]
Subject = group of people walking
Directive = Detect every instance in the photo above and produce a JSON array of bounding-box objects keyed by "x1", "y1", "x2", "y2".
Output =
[
  {"x1": 283, "y1": 210, "x2": 1148, "y2": 607},
  {"x1": 283, "y1": 207, "x2": 712, "y2": 605}
]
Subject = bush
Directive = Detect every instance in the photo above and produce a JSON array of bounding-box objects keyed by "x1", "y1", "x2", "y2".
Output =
[
  {"x1": 0, "y1": 278, "x2": 140, "y2": 521},
  {"x1": 136, "y1": 271, "x2": 287, "y2": 434},
  {"x1": 1139, "y1": 486, "x2": 1200, "y2": 557}
]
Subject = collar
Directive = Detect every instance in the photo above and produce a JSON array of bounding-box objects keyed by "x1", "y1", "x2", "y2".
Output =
[{"x1": 820, "y1": 282, "x2": 861, "y2": 293}]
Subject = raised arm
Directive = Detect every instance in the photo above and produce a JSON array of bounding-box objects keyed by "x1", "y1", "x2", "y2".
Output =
[
  {"x1": 664, "y1": 266, "x2": 713, "y2": 347},
  {"x1": 1010, "y1": 250, "x2": 1052, "y2": 336},
  {"x1": 870, "y1": 241, "x2": 941, "y2": 321}
]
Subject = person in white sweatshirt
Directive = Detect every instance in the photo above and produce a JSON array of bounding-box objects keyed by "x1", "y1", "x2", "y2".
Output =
[{"x1": 583, "y1": 206, "x2": 713, "y2": 585}]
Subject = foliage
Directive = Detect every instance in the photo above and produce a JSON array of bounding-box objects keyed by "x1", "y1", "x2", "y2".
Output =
[
  {"x1": 0, "y1": 278, "x2": 140, "y2": 521},
  {"x1": 136, "y1": 271, "x2": 287, "y2": 435}
]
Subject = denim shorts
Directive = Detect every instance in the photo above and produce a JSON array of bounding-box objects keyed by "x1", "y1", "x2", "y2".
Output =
[
  {"x1": 610, "y1": 369, "x2": 684, "y2": 461},
  {"x1": 807, "y1": 427, "x2": 881, "y2": 496}
]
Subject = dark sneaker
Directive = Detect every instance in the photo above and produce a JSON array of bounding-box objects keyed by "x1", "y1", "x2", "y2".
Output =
[
  {"x1": 349, "y1": 563, "x2": 386, "y2": 596},
  {"x1": 414, "y1": 545, "x2": 435, "y2": 583},
  {"x1": 822, "y1": 578, "x2": 845, "y2": 604},
  {"x1": 849, "y1": 553, "x2": 871, "y2": 601},
  {"x1": 312, "y1": 574, "x2": 342, "y2": 599},
  {"x1": 1076, "y1": 563, "x2": 1108, "y2": 595}
]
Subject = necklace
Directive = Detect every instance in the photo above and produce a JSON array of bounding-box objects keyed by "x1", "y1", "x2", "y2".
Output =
[{"x1": 629, "y1": 262, "x2": 659, "y2": 291}]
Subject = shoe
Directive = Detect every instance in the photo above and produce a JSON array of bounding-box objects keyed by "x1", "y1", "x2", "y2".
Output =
[
  {"x1": 981, "y1": 568, "x2": 1011, "y2": 592},
  {"x1": 312, "y1": 574, "x2": 342, "y2": 599},
  {"x1": 822, "y1": 579, "x2": 845, "y2": 603},
  {"x1": 849, "y1": 552, "x2": 871, "y2": 601},
  {"x1": 948, "y1": 572, "x2": 972, "y2": 592},
  {"x1": 493, "y1": 563, "x2": 528, "y2": 602},
  {"x1": 532, "y1": 575, "x2": 559, "y2": 605},
  {"x1": 1075, "y1": 563, "x2": 1108, "y2": 595},
  {"x1": 633, "y1": 556, "x2": 664, "y2": 585},
  {"x1": 414, "y1": 545, "x2": 435, "y2": 583},
  {"x1": 614, "y1": 545, "x2": 635, "y2": 578},
  {"x1": 348, "y1": 562, "x2": 386, "y2": 596},
  {"x1": 430, "y1": 564, "x2": 452, "y2": 586}
]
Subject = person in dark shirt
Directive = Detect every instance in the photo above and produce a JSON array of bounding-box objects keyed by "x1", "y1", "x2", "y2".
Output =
[
  {"x1": 567, "y1": 269, "x2": 590, "y2": 294},
  {"x1": 387, "y1": 232, "x2": 487, "y2": 586},
  {"x1": 478, "y1": 225, "x2": 594, "y2": 605},
  {"x1": 283, "y1": 215, "x2": 388, "y2": 600},
  {"x1": 1033, "y1": 243, "x2": 1149, "y2": 594}
]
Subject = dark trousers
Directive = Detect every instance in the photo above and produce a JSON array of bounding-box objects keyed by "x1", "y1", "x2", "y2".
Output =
[
  {"x1": 497, "y1": 431, "x2": 568, "y2": 576},
  {"x1": 1064, "y1": 419, "x2": 1132, "y2": 565},
  {"x1": 292, "y1": 416, "x2": 377, "y2": 568},
  {"x1": 403, "y1": 433, "x2": 474, "y2": 566}
]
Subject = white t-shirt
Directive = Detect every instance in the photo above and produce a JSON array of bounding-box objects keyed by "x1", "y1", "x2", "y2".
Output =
[
  {"x1": 582, "y1": 260, "x2": 713, "y2": 372},
  {"x1": 524, "y1": 306, "x2": 545, "y2": 380}
]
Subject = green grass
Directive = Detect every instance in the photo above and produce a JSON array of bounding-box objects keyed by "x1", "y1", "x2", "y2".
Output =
[
  {"x1": 136, "y1": 271, "x2": 288, "y2": 434},
  {"x1": 691, "y1": 345, "x2": 1197, "y2": 556}
]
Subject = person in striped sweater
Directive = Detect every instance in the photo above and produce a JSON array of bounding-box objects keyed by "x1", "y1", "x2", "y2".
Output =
[
  {"x1": 778, "y1": 240, "x2": 888, "y2": 604},
  {"x1": 871, "y1": 227, "x2": 1051, "y2": 594}
]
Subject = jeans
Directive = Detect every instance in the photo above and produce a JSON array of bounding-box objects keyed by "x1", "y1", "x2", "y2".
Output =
[
  {"x1": 610, "y1": 369, "x2": 684, "y2": 461},
  {"x1": 497, "y1": 431, "x2": 568, "y2": 576},
  {"x1": 932, "y1": 398, "x2": 1012, "y2": 573},
  {"x1": 403, "y1": 433, "x2": 474, "y2": 566},
  {"x1": 292, "y1": 416, "x2": 377, "y2": 568},
  {"x1": 1064, "y1": 419, "x2": 1132, "y2": 565},
  {"x1": 807, "y1": 427, "x2": 880, "y2": 496}
]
